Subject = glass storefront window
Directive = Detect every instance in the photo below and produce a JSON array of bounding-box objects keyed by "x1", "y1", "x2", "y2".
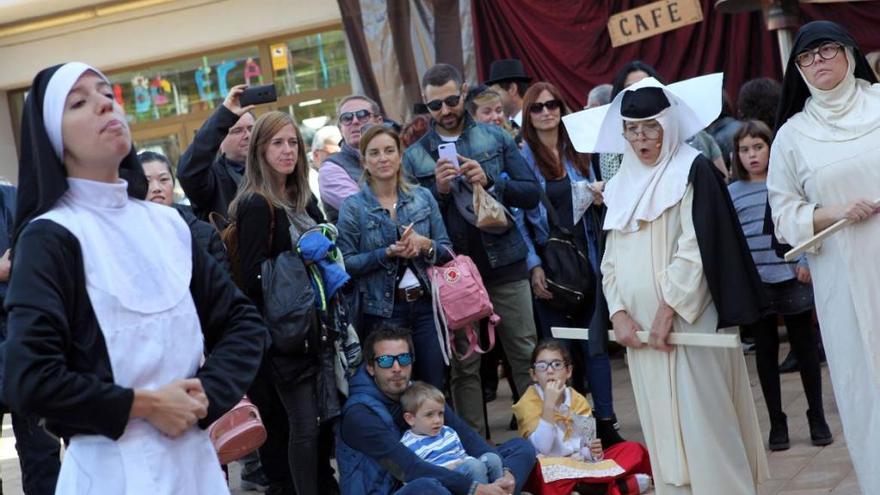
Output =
[
  {"x1": 273, "y1": 30, "x2": 350, "y2": 97},
  {"x1": 108, "y1": 46, "x2": 262, "y2": 124},
  {"x1": 280, "y1": 96, "x2": 344, "y2": 133}
]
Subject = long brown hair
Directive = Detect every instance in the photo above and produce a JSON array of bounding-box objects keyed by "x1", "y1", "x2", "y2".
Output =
[
  {"x1": 521, "y1": 82, "x2": 591, "y2": 180},
  {"x1": 731, "y1": 120, "x2": 774, "y2": 181},
  {"x1": 228, "y1": 111, "x2": 311, "y2": 219}
]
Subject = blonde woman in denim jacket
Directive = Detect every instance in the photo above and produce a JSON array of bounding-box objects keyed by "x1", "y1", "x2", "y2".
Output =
[{"x1": 337, "y1": 126, "x2": 452, "y2": 390}]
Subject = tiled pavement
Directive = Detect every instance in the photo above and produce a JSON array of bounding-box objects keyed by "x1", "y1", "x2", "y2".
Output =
[{"x1": 0, "y1": 343, "x2": 861, "y2": 494}]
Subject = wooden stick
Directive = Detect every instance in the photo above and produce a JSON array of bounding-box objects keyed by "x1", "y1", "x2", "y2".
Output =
[
  {"x1": 551, "y1": 327, "x2": 740, "y2": 349},
  {"x1": 783, "y1": 197, "x2": 880, "y2": 261},
  {"x1": 784, "y1": 218, "x2": 849, "y2": 261}
]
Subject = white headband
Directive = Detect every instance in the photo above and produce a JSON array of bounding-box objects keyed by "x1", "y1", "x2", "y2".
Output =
[{"x1": 42, "y1": 62, "x2": 109, "y2": 160}]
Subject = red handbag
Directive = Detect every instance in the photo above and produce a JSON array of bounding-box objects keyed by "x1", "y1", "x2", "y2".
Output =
[{"x1": 207, "y1": 396, "x2": 267, "y2": 465}]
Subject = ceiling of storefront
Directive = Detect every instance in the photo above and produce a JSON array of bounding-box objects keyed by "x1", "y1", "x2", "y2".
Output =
[{"x1": 0, "y1": 0, "x2": 111, "y2": 24}]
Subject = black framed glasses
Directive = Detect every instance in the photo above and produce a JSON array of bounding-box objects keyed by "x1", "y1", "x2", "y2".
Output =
[
  {"x1": 339, "y1": 109, "x2": 373, "y2": 125},
  {"x1": 425, "y1": 94, "x2": 462, "y2": 112},
  {"x1": 373, "y1": 353, "x2": 414, "y2": 369},
  {"x1": 623, "y1": 122, "x2": 662, "y2": 141},
  {"x1": 529, "y1": 99, "x2": 562, "y2": 114},
  {"x1": 796, "y1": 42, "x2": 843, "y2": 68},
  {"x1": 532, "y1": 360, "x2": 567, "y2": 372}
]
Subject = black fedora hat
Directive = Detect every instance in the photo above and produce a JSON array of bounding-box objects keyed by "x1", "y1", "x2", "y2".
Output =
[{"x1": 484, "y1": 58, "x2": 532, "y2": 86}]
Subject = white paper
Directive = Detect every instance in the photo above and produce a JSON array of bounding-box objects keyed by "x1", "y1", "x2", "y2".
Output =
[{"x1": 571, "y1": 181, "x2": 594, "y2": 225}]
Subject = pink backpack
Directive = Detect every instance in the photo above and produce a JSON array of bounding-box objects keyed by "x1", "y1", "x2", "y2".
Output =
[
  {"x1": 428, "y1": 249, "x2": 499, "y2": 363},
  {"x1": 207, "y1": 396, "x2": 267, "y2": 465}
]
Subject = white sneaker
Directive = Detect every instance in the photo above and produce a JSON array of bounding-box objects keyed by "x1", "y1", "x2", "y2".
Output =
[{"x1": 636, "y1": 474, "x2": 653, "y2": 493}]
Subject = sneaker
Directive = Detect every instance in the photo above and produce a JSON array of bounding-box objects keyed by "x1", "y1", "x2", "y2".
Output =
[
  {"x1": 635, "y1": 474, "x2": 653, "y2": 493},
  {"x1": 596, "y1": 418, "x2": 625, "y2": 447},
  {"x1": 778, "y1": 351, "x2": 800, "y2": 374},
  {"x1": 239, "y1": 465, "x2": 270, "y2": 492}
]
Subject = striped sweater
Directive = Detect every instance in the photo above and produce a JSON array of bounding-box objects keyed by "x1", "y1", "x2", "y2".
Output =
[
  {"x1": 728, "y1": 179, "x2": 803, "y2": 283},
  {"x1": 401, "y1": 425, "x2": 472, "y2": 469}
]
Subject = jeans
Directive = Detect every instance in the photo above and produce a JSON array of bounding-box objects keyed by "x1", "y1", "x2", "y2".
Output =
[
  {"x1": 747, "y1": 310, "x2": 824, "y2": 421},
  {"x1": 534, "y1": 299, "x2": 616, "y2": 419},
  {"x1": 395, "y1": 438, "x2": 536, "y2": 495},
  {"x1": 450, "y1": 279, "x2": 537, "y2": 435},
  {"x1": 454, "y1": 452, "x2": 504, "y2": 483},
  {"x1": 364, "y1": 297, "x2": 446, "y2": 390}
]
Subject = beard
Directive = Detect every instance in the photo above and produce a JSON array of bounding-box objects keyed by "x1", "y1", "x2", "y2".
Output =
[{"x1": 438, "y1": 111, "x2": 464, "y2": 132}]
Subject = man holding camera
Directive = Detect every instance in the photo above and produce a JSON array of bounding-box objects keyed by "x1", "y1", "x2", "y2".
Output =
[{"x1": 177, "y1": 85, "x2": 256, "y2": 220}]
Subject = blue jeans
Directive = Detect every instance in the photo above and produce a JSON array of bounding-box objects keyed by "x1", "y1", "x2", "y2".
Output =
[
  {"x1": 395, "y1": 438, "x2": 536, "y2": 495},
  {"x1": 534, "y1": 299, "x2": 615, "y2": 419},
  {"x1": 454, "y1": 452, "x2": 504, "y2": 483},
  {"x1": 364, "y1": 297, "x2": 446, "y2": 390}
]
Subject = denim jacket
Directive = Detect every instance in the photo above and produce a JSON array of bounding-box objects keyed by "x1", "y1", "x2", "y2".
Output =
[
  {"x1": 518, "y1": 142, "x2": 602, "y2": 273},
  {"x1": 337, "y1": 184, "x2": 452, "y2": 318},
  {"x1": 401, "y1": 114, "x2": 540, "y2": 269}
]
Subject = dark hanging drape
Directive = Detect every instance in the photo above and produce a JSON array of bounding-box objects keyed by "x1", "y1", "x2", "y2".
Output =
[{"x1": 472, "y1": 0, "x2": 880, "y2": 109}]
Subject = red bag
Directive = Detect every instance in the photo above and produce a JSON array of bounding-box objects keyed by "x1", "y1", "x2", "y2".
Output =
[
  {"x1": 428, "y1": 248, "x2": 499, "y2": 364},
  {"x1": 207, "y1": 396, "x2": 267, "y2": 465}
]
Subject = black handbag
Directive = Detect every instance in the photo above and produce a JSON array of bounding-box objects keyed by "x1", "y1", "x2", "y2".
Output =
[
  {"x1": 538, "y1": 191, "x2": 595, "y2": 314},
  {"x1": 260, "y1": 228, "x2": 320, "y2": 355}
]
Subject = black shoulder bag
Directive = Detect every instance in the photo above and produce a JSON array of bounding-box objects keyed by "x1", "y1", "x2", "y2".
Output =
[{"x1": 538, "y1": 191, "x2": 596, "y2": 314}]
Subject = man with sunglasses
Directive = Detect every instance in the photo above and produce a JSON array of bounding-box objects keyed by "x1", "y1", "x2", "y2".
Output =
[
  {"x1": 177, "y1": 84, "x2": 256, "y2": 220},
  {"x1": 337, "y1": 325, "x2": 536, "y2": 495},
  {"x1": 402, "y1": 64, "x2": 541, "y2": 437},
  {"x1": 319, "y1": 94, "x2": 384, "y2": 222}
]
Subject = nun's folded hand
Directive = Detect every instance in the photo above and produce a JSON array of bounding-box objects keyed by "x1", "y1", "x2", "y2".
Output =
[
  {"x1": 649, "y1": 301, "x2": 675, "y2": 352},
  {"x1": 841, "y1": 198, "x2": 880, "y2": 223},
  {"x1": 146, "y1": 379, "x2": 210, "y2": 437},
  {"x1": 611, "y1": 311, "x2": 644, "y2": 348}
]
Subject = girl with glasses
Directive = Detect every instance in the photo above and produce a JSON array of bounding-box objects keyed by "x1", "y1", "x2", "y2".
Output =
[
  {"x1": 512, "y1": 340, "x2": 651, "y2": 495},
  {"x1": 517, "y1": 81, "x2": 623, "y2": 447},
  {"x1": 768, "y1": 21, "x2": 880, "y2": 492}
]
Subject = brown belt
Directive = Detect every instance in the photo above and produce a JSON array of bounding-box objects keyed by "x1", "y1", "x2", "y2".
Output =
[{"x1": 396, "y1": 286, "x2": 426, "y2": 303}]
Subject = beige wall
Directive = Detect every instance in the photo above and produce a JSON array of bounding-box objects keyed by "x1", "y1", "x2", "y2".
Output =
[
  {"x1": 0, "y1": 92, "x2": 16, "y2": 183},
  {"x1": 0, "y1": 0, "x2": 342, "y2": 182}
]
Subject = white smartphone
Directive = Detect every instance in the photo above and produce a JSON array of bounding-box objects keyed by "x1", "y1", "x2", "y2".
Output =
[{"x1": 437, "y1": 142, "x2": 460, "y2": 169}]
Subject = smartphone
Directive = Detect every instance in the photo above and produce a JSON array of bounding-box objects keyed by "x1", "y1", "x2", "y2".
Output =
[
  {"x1": 239, "y1": 83, "x2": 277, "y2": 106},
  {"x1": 437, "y1": 142, "x2": 460, "y2": 169}
]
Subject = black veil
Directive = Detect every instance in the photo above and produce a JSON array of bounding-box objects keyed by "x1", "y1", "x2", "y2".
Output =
[{"x1": 13, "y1": 63, "x2": 146, "y2": 248}]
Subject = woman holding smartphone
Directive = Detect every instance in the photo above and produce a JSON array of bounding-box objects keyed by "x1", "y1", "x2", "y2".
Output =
[{"x1": 337, "y1": 125, "x2": 452, "y2": 390}]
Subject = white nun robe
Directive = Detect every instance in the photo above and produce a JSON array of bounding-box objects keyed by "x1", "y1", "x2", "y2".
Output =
[
  {"x1": 565, "y1": 75, "x2": 769, "y2": 495},
  {"x1": 767, "y1": 49, "x2": 880, "y2": 492}
]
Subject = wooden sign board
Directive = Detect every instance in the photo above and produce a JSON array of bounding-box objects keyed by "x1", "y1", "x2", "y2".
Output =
[{"x1": 608, "y1": 0, "x2": 704, "y2": 47}]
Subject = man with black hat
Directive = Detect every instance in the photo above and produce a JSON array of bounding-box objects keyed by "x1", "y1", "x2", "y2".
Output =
[{"x1": 485, "y1": 58, "x2": 532, "y2": 129}]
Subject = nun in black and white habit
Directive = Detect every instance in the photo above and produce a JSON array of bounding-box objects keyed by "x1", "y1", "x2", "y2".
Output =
[
  {"x1": 3, "y1": 62, "x2": 267, "y2": 493},
  {"x1": 767, "y1": 21, "x2": 880, "y2": 492},
  {"x1": 564, "y1": 74, "x2": 769, "y2": 495}
]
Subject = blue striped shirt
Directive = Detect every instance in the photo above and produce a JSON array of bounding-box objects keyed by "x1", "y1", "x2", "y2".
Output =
[
  {"x1": 728, "y1": 179, "x2": 802, "y2": 283},
  {"x1": 401, "y1": 425, "x2": 470, "y2": 469}
]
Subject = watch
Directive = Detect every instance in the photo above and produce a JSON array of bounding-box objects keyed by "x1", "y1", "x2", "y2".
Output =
[{"x1": 425, "y1": 244, "x2": 435, "y2": 259}]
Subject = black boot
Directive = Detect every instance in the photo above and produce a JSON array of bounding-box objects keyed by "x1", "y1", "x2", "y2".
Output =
[
  {"x1": 807, "y1": 409, "x2": 833, "y2": 446},
  {"x1": 596, "y1": 418, "x2": 625, "y2": 447},
  {"x1": 779, "y1": 350, "x2": 800, "y2": 374},
  {"x1": 768, "y1": 413, "x2": 790, "y2": 451}
]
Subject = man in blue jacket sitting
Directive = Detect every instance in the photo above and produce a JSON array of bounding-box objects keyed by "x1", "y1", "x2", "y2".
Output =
[{"x1": 337, "y1": 325, "x2": 536, "y2": 495}]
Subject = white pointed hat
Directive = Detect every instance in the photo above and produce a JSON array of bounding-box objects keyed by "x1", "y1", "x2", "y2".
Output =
[{"x1": 562, "y1": 72, "x2": 724, "y2": 154}]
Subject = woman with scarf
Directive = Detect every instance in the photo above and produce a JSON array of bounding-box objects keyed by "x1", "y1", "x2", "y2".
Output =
[
  {"x1": 767, "y1": 20, "x2": 880, "y2": 492},
  {"x1": 564, "y1": 74, "x2": 768, "y2": 494},
  {"x1": 2, "y1": 62, "x2": 267, "y2": 494}
]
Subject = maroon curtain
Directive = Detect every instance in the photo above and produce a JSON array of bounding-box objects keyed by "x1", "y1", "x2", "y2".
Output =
[{"x1": 473, "y1": 0, "x2": 880, "y2": 109}]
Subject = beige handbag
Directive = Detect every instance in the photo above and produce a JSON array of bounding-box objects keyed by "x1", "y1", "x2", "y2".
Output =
[{"x1": 472, "y1": 183, "x2": 510, "y2": 232}]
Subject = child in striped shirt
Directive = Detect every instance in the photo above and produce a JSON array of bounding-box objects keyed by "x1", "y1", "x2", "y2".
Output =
[{"x1": 400, "y1": 382, "x2": 503, "y2": 483}]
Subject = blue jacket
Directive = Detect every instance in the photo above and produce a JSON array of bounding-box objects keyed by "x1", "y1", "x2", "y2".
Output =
[
  {"x1": 401, "y1": 114, "x2": 540, "y2": 269},
  {"x1": 337, "y1": 366, "x2": 500, "y2": 495},
  {"x1": 337, "y1": 184, "x2": 452, "y2": 318}
]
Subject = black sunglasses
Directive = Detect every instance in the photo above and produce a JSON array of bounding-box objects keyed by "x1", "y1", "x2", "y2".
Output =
[
  {"x1": 425, "y1": 94, "x2": 462, "y2": 112},
  {"x1": 339, "y1": 109, "x2": 373, "y2": 125},
  {"x1": 529, "y1": 99, "x2": 562, "y2": 114},
  {"x1": 373, "y1": 353, "x2": 414, "y2": 369}
]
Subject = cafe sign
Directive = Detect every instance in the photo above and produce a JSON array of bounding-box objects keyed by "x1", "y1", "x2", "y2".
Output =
[{"x1": 608, "y1": 0, "x2": 703, "y2": 47}]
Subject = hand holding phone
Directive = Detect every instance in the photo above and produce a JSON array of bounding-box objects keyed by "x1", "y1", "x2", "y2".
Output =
[{"x1": 437, "y1": 143, "x2": 460, "y2": 169}]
